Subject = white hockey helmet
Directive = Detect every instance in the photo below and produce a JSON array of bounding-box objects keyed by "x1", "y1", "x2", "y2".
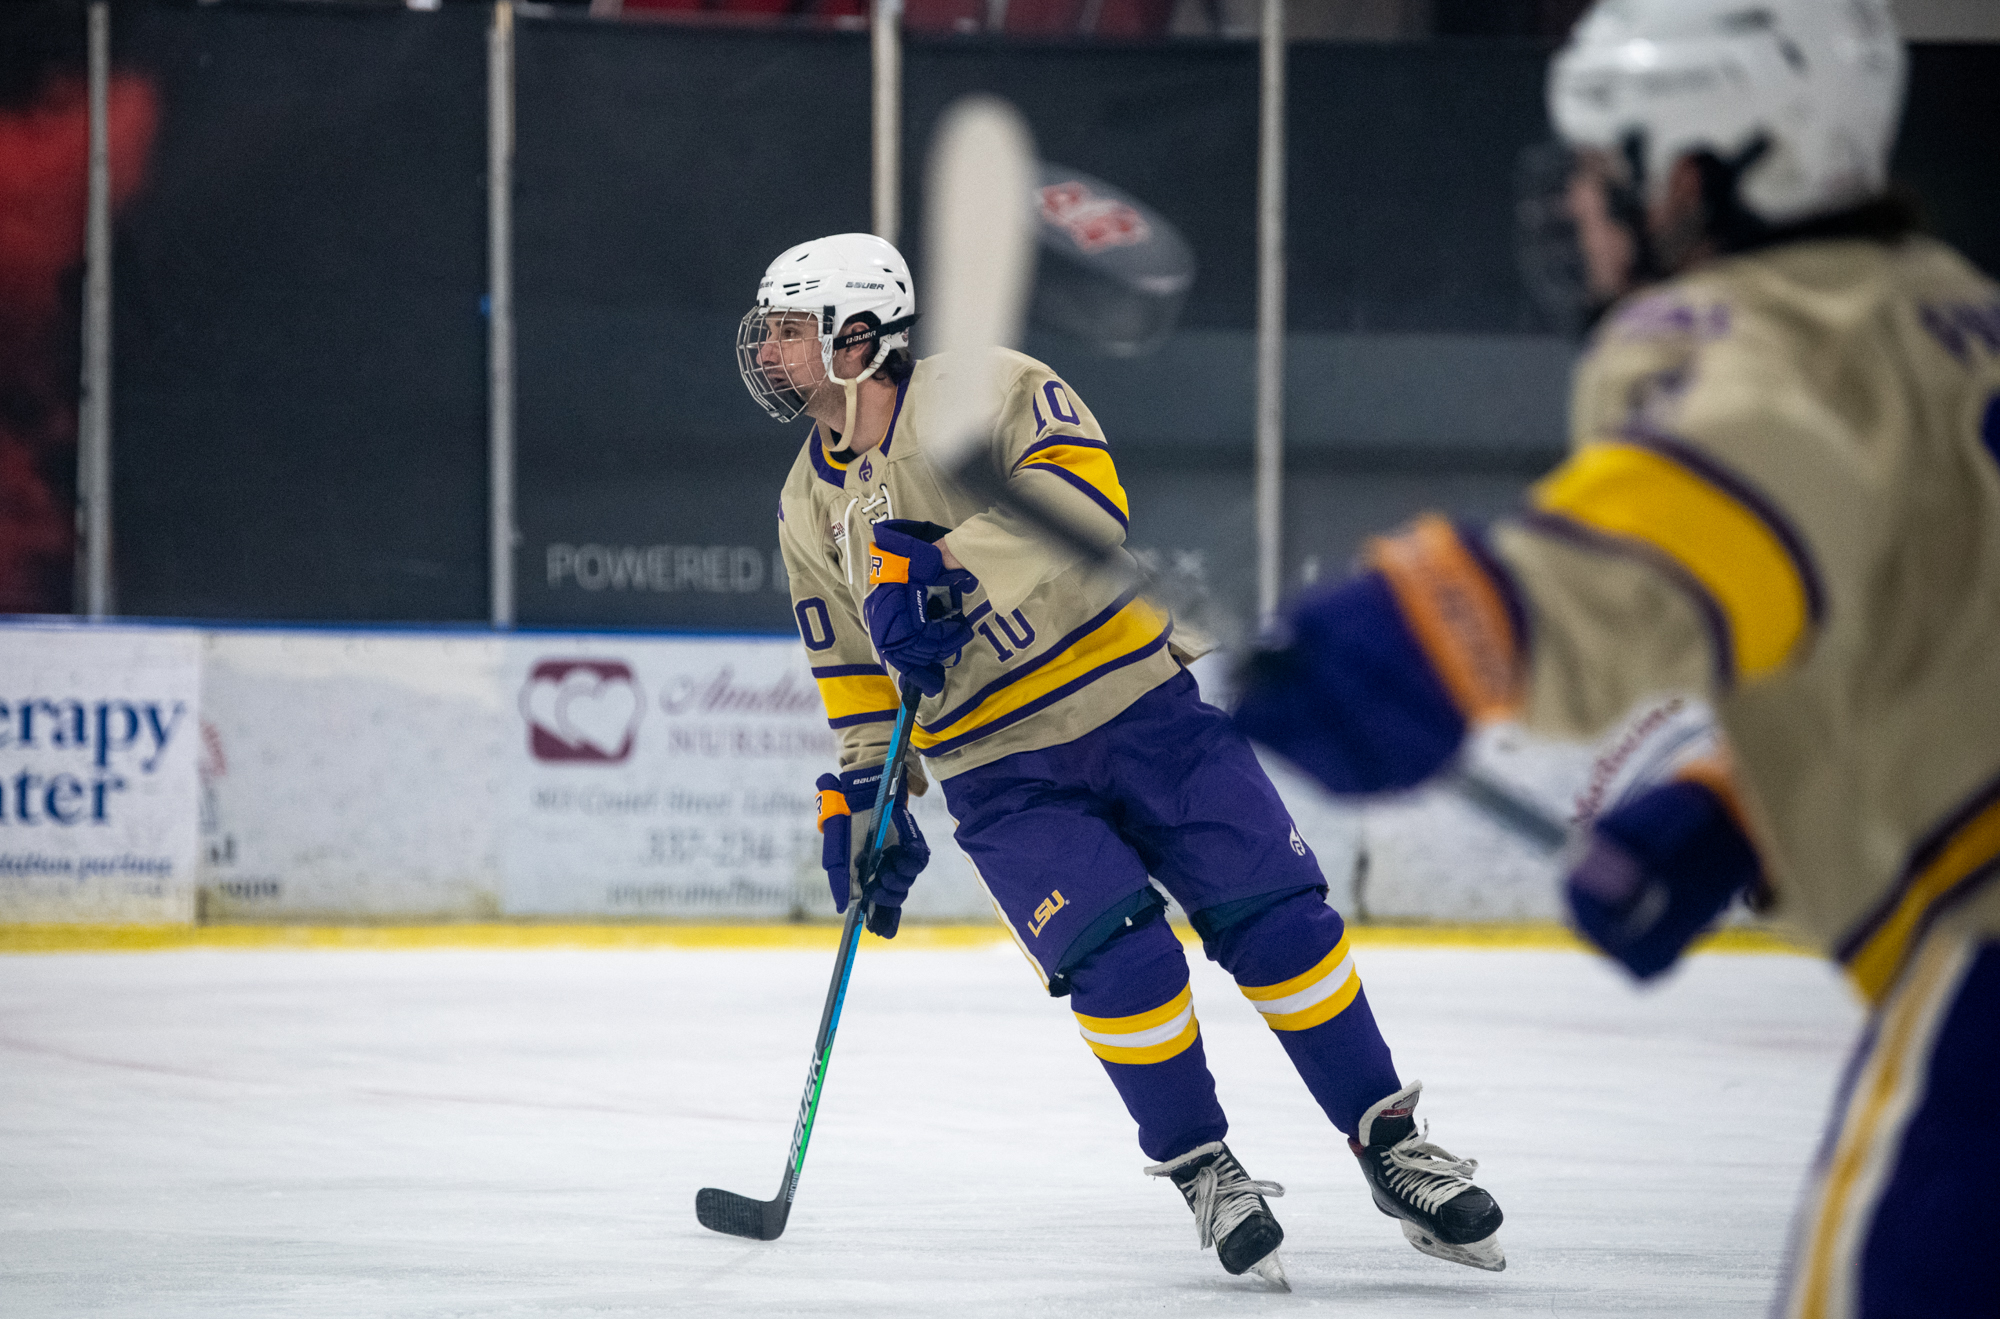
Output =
[
  {"x1": 1549, "y1": 0, "x2": 1906, "y2": 227},
  {"x1": 737, "y1": 233, "x2": 918, "y2": 424}
]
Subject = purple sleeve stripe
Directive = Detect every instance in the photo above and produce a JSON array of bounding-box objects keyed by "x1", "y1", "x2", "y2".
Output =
[
  {"x1": 1022, "y1": 465, "x2": 1129, "y2": 530},
  {"x1": 1457, "y1": 521, "x2": 1531, "y2": 656},
  {"x1": 1617, "y1": 426, "x2": 1827, "y2": 625},
  {"x1": 829, "y1": 709, "x2": 897, "y2": 729},
  {"x1": 1515, "y1": 510, "x2": 1736, "y2": 690},
  {"x1": 812, "y1": 663, "x2": 888, "y2": 679},
  {"x1": 917, "y1": 629, "x2": 1172, "y2": 759},
  {"x1": 921, "y1": 589, "x2": 1139, "y2": 734}
]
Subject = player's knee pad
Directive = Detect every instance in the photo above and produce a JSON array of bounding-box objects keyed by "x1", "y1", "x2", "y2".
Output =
[
  {"x1": 1204, "y1": 887, "x2": 1363, "y2": 1034},
  {"x1": 1067, "y1": 912, "x2": 1201, "y2": 1067}
]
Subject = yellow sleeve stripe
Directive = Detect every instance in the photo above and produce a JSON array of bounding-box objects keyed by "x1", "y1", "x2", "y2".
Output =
[
  {"x1": 1531, "y1": 440, "x2": 1818, "y2": 681},
  {"x1": 1074, "y1": 982, "x2": 1193, "y2": 1034},
  {"x1": 911, "y1": 596, "x2": 1170, "y2": 754},
  {"x1": 815, "y1": 672, "x2": 900, "y2": 722},
  {"x1": 1019, "y1": 443, "x2": 1131, "y2": 523},
  {"x1": 1238, "y1": 931, "x2": 1351, "y2": 1002},
  {"x1": 1841, "y1": 787, "x2": 2000, "y2": 1004}
]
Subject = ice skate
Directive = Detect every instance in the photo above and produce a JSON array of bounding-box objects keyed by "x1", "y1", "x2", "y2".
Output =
[
  {"x1": 1146, "y1": 1141, "x2": 1290, "y2": 1290},
  {"x1": 1351, "y1": 1081, "x2": 1505, "y2": 1272}
]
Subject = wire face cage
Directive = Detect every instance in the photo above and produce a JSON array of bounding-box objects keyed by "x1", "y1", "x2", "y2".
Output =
[{"x1": 736, "y1": 305, "x2": 824, "y2": 424}]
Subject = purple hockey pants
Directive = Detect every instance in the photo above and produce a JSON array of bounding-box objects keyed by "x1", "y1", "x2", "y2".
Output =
[{"x1": 942, "y1": 669, "x2": 1402, "y2": 1161}]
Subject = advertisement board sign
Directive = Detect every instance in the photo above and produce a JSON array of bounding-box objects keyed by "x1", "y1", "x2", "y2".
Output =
[
  {"x1": 0, "y1": 624, "x2": 201, "y2": 923},
  {"x1": 498, "y1": 635, "x2": 989, "y2": 921}
]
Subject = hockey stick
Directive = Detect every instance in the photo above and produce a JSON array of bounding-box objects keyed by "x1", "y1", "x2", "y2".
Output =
[
  {"x1": 921, "y1": 94, "x2": 1574, "y2": 857},
  {"x1": 693, "y1": 675, "x2": 925, "y2": 1241}
]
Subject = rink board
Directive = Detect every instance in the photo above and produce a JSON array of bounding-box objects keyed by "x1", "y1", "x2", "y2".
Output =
[{"x1": 1, "y1": 620, "x2": 1667, "y2": 927}]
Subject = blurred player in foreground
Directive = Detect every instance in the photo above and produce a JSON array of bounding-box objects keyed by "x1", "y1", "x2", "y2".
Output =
[
  {"x1": 737, "y1": 233, "x2": 1505, "y2": 1285},
  {"x1": 1235, "y1": 1, "x2": 1998, "y2": 1314}
]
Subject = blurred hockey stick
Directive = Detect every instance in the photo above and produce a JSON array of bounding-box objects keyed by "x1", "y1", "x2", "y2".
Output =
[
  {"x1": 693, "y1": 675, "x2": 924, "y2": 1241},
  {"x1": 922, "y1": 95, "x2": 1572, "y2": 858}
]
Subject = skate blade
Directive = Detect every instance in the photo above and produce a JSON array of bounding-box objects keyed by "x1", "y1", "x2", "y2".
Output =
[
  {"x1": 1246, "y1": 1249, "x2": 1291, "y2": 1292},
  {"x1": 1400, "y1": 1220, "x2": 1505, "y2": 1272}
]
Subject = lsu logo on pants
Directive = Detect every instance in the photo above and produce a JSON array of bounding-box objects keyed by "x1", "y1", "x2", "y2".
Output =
[{"x1": 1030, "y1": 889, "x2": 1067, "y2": 936}]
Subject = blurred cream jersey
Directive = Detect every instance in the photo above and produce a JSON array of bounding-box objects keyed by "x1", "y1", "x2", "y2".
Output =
[
  {"x1": 1486, "y1": 234, "x2": 2000, "y2": 1003},
  {"x1": 777, "y1": 348, "x2": 1187, "y2": 785}
]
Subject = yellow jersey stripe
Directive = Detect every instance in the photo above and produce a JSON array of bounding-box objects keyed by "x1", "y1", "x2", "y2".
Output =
[
  {"x1": 1082, "y1": 1014, "x2": 1201, "y2": 1066},
  {"x1": 1843, "y1": 792, "x2": 2000, "y2": 1003},
  {"x1": 1260, "y1": 968, "x2": 1362, "y2": 1031},
  {"x1": 912, "y1": 597, "x2": 1170, "y2": 752},
  {"x1": 1020, "y1": 444, "x2": 1131, "y2": 521},
  {"x1": 1532, "y1": 440, "x2": 1814, "y2": 680},
  {"x1": 1074, "y1": 983, "x2": 1193, "y2": 1035},
  {"x1": 816, "y1": 672, "x2": 900, "y2": 722},
  {"x1": 1238, "y1": 931, "x2": 1352, "y2": 1002}
]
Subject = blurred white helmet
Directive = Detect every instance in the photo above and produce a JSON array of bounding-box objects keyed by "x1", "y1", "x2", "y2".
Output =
[
  {"x1": 737, "y1": 233, "x2": 917, "y2": 425},
  {"x1": 1549, "y1": 0, "x2": 1906, "y2": 227}
]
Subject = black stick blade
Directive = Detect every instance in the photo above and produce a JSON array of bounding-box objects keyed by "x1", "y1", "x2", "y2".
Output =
[{"x1": 696, "y1": 1187, "x2": 788, "y2": 1241}]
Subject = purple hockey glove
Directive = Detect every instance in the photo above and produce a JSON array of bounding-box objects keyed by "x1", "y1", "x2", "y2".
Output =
[
  {"x1": 864, "y1": 519, "x2": 977, "y2": 698},
  {"x1": 1565, "y1": 778, "x2": 1761, "y2": 980},
  {"x1": 1234, "y1": 516, "x2": 1522, "y2": 796},
  {"x1": 1233, "y1": 571, "x2": 1469, "y2": 794},
  {"x1": 814, "y1": 765, "x2": 929, "y2": 939}
]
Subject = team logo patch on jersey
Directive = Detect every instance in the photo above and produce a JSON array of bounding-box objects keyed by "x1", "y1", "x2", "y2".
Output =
[{"x1": 859, "y1": 456, "x2": 873, "y2": 482}]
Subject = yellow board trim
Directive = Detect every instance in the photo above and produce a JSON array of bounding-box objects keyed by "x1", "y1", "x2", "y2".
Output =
[
  {"x1": 0, "y1": 920, "x2": 1814, "y2": 956},
  {"x1": 1261, "y1": 967, "x2": 1362, "y2": 1031},
  {"x1": 1083, "y1": 1015, "x2": 1200, "y2": 1066},
  {"x1": 912, "y1": 597, "x2": 1169, "y2": 749},
  {"x1": 1844, "y1": 794, "x2": 2000, "y2": 1003},
  {"x1": 815, "y1": 672, "x2": 900, "y2": 722},
  {"x1": 1021, "y1": 444, "x2": 1131, "y2": 520},
  {"x1": 1238, "y1": 931, "x2": 1351, "y2": 1002},
  {"x1": 1532, "y1": 441, "x2": 1809, "y2": 679},
  {"x1": 1073, "y1": 983, "x2": 1193, "y2": 1035}
]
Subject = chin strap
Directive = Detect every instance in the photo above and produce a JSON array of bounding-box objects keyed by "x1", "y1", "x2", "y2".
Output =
[
  {"x1": 830, "y1": 343, "x2": 890, "y2": 446},
  {"x1": 822, "y1": 312, "x2": 920, "y2": 444}
]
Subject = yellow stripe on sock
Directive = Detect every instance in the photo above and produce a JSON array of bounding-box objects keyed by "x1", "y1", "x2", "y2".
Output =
[
  {"x1": 1238, "y1": 931, "x2": 1352, "y2": 1002},
  {"x1": 1073, "y1": 983, "x2": 1193, "y2": 1034}
]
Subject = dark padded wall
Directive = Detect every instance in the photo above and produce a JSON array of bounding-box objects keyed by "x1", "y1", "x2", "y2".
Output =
[
  {"x1": 103, "y1": 2, "x2": 2000, "y2": 628},
  {"x1": 113, "y1": 1, "x2": 489, "y2": 621},
  {"x1": 512, "y1": 19, "x2": 871, "y2": 631}
]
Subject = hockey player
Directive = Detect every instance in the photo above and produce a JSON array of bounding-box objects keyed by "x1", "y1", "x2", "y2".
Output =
[
  {"x1": 1233, "y1": 1, "x2": 1998, "y2": 1314},
  {"x1": 739, "y1": 232, "x2": 1506, "y2": 1284}
]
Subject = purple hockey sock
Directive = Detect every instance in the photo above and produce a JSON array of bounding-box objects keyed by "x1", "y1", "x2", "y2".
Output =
[
  {"x1": 1208, "y1": 888, "x2": 1400, "y2": 1139},
  {"x1": 1067, "y1": 916, "x2": 1228, "y2": 1163}
]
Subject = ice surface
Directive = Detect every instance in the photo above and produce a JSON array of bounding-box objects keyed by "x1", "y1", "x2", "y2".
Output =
[{"x1": 1, "y1": 940, "x2": 1861, "y2": 1317}]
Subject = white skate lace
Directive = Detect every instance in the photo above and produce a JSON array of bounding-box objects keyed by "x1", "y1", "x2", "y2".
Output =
[
  {"x1": 1380, "y1": 1122, "x2": 1479, "y2": 1214},
  {"x1": 1146, "y1": 1155, "x2": 1285, "y2": 1250}
]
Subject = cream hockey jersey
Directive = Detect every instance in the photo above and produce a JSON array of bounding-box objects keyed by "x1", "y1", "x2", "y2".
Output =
[
  {"x1": 1485, "y1": 234, "x2": 2000, "y2": 1003},
  {"x1": 776, "y1": 349, "x2": 1186, "y2": 786}
]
